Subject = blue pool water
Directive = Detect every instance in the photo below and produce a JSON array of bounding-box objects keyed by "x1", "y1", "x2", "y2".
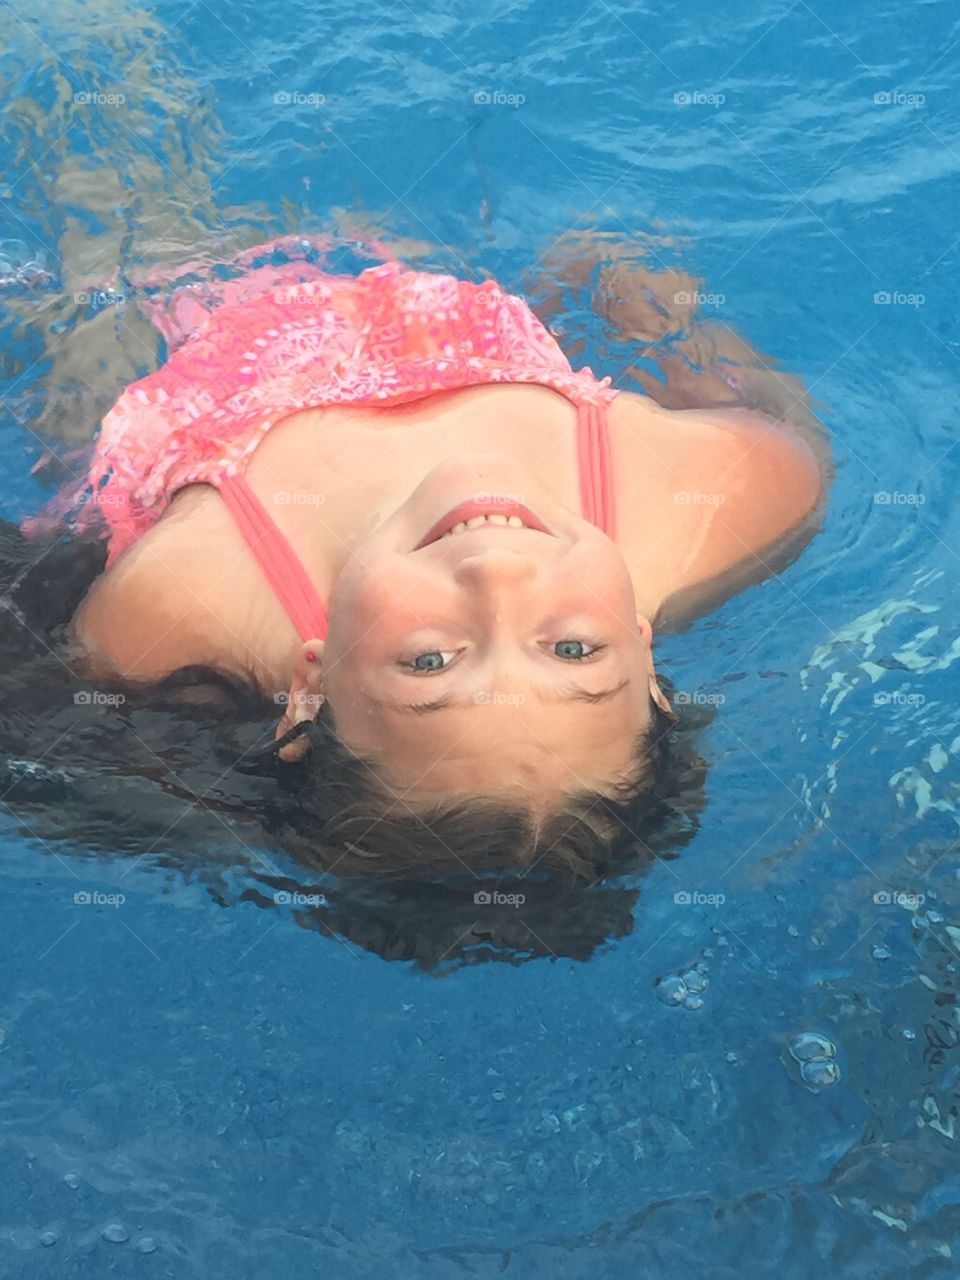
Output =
[{"x1": 2, "y1": 0, "x2": 960, "y2": 1275}]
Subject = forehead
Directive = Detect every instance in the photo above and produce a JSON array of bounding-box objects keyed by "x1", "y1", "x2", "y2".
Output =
[{"x1": 331, "y1": 692, "x2": 646, "y2": 800}]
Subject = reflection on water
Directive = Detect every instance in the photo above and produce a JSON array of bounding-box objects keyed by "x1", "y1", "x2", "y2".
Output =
[{"x1": 1, "y1": 0, "x2": 959, "y2": 1275}]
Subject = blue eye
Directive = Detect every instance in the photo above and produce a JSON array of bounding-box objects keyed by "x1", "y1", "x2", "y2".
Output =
[
  {"x1": 553, "y1": 640, "x2": 602, "y2": 660},
  {"x1": 407, "y1": 650, "x2": 456, "y2": 672}
]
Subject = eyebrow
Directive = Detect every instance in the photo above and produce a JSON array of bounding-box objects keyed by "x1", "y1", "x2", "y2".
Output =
[{"x1": 376, "y1": 677, "x2": 631, "y2": 715}]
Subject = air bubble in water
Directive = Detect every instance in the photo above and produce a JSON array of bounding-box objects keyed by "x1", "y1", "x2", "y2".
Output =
[
  {"x1": 682, "y1": 993, "x2": 704, "y2": 1010},
  {"x1": 655, "y1": 974, "x2": 688, "y2": 1005},
  {"x1": 800, "y1": 1059, "x2": 840, "y2": 1088},
  {"x1": 135, "y1": 1238, "x2": 159, "y2": 1254},
  {"x1": 872, "y1": 944, "x2": 892, "y2": 960},
  {"x1": 681, "y1": 969, "x2": 709, "y2": 993},
  {"x1": 40, "y1": 1230, "x2": 57, "y2": 1247},
  {"x1": 63, "y1": 1172, "x2": 79, "y2": 1190},
  {"x1": 101, "y1": 1223, "x2": 129, "y2": 1244},
  {"x1": 787, "y1": 1031, "x2": 840, "y2": 1092},
  {"x1": 788, "y1": 1032, "x2": 837, "y2": 1062}
]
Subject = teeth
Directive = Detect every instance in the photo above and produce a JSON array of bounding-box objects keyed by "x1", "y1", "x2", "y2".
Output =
[{"x1": 439, "y1": 513, "x2": 530, "y2": 539}]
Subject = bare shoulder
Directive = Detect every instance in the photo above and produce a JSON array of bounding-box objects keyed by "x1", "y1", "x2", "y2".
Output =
[
  {"x1": 71, "y1": 500, "x2": 234, "y2": 681},
  {"x1": 611, "y1": 394, "x2": 828, "y2": 624},
  {"x1": 612, "y1": 393, "x2": 825, "y2": 538}
]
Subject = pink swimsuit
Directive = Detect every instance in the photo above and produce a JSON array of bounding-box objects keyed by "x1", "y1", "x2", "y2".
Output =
[{"x1": 31, "y1": 239, "x2": 621, "y2": 641}]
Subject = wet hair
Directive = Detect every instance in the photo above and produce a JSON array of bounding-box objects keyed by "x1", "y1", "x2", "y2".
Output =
[
  {"x1": 0, "y1": 517, "x2": 709, "y2": 967},
  {"x1": 267, "y1": 700, "x2": 678, "y2": 881},
  {"x1": 251, "y1": 693, "x2": 708, "y2": 967}
]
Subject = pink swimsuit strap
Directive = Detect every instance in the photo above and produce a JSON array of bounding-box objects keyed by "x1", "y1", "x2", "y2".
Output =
[
  {"x1": 22, "y1": 251, "x2": 623, "y2": 641},
  {"x1": 218, "y1": 393, "x2": 615, "y2": 643}
]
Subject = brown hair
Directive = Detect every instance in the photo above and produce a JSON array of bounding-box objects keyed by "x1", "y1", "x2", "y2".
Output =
[
  {"x1": 0, "y1": 520, "x2": 709, "y2": 967},
  {"x1": 270, "y1": 696, "x2": 678, "y2": 881}
]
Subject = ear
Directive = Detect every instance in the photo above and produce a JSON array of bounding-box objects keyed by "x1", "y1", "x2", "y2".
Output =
[
  {"x1": 275, "y1": 638, "x2": 326, "y2": 763},
  {"x1": 648, "y1": 670, "x2": 679, "y2": 722},
  {"x1": 637, "y1": 614, "x2": 678, "y2": 723}
]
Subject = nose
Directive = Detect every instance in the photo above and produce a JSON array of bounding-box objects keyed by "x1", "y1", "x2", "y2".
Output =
[{"x1": 453, "y1": 547, "x2": 539, "y2": 592}]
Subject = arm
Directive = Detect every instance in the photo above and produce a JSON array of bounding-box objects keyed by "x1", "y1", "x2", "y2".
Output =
[{"x1": 525, "y1": 230, "x2": 833, "y2": 480}]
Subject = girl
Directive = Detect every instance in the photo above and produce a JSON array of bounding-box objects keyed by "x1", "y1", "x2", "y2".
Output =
[{"x1": 23, "y1": 234, "x2": 828, "y2": 875}]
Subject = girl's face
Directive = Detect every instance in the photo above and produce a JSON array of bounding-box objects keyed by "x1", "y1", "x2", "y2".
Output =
[{"x1": 319, "y1": 455, "x2": 655, "y2": 805}]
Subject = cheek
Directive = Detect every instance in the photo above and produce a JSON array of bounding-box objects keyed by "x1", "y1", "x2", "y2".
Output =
[
  {"x1": 329, "y1": 556, "x2": 443, "y2": 636},
  {"x1": 562, "y1": 545, "x2": 636, "y2": 609}
]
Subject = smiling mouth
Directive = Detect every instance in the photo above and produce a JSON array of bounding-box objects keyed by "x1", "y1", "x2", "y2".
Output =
[{"x1": 414, "y1": 500, "x2": 554, "y2": 549}]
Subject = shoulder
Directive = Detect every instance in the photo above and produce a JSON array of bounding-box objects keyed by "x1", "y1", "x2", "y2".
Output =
[
  {"x1": 613, "y1": 394, "x2": 824, "y2": 544},
  {"x1": 610, "y1": 395, "x2": 827, "y2": 622},
  {"x1": 678, "y1": 405, "x2": 823, "y2": 526},
  {"x1": 71, "y1": 499, "x2": 233, "y2": 681}
]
